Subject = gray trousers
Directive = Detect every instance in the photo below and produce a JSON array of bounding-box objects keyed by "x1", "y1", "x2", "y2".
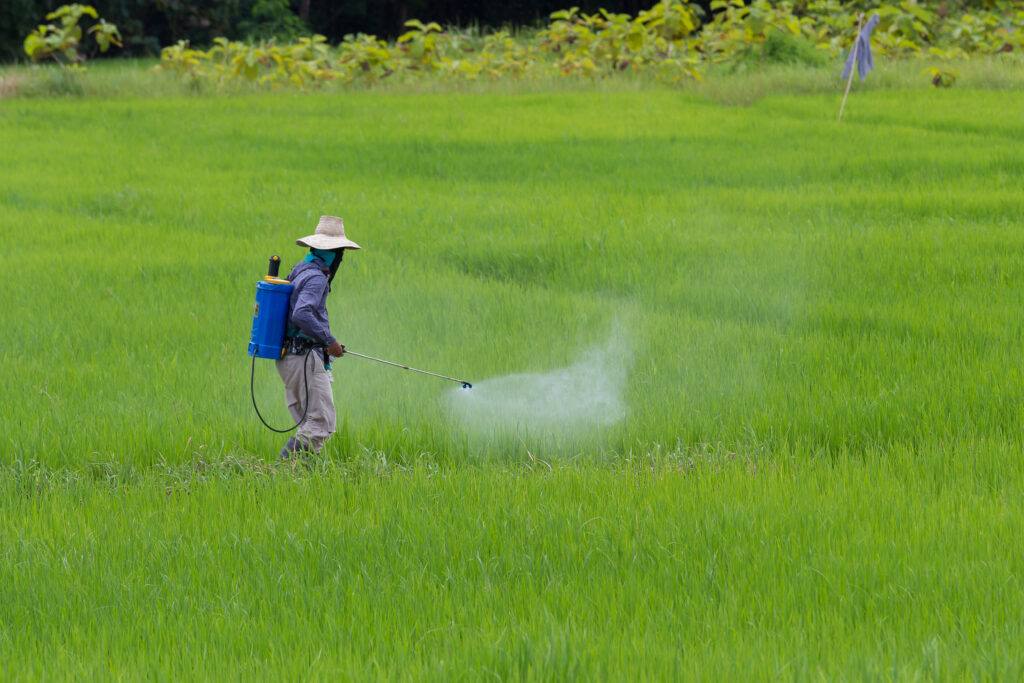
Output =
[{"x1": 276, "y1": 350, "x2": 336, "y2": 453}]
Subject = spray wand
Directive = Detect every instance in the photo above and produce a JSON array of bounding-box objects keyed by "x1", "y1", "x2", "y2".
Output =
[{"x1": 343, "y1": 349, "x2": 472, "y2": 389}]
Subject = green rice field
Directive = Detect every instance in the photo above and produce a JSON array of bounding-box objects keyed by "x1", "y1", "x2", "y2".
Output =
[{"x1": 2, "y1": 86, "x2": 1024, "y2": 677}]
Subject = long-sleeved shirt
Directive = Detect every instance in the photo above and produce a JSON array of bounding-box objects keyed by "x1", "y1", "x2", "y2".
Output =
[{"x1": 285, "y1": 260, "x2": 337, "y2": 347}]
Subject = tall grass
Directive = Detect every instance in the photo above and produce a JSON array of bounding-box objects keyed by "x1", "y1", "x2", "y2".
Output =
[
  {"x1": 2, "y1": 89, "x2": 1022, "y2": 467},
  {"x1": 2, "y1": 54, "x2": 1022, "y2": 102},
  {"x1": 2, "y1": 88, "x2": 1024, "y2": 676},
  {"x1": 2, "y1": 447, "x2": 1024, "y2": 678}
]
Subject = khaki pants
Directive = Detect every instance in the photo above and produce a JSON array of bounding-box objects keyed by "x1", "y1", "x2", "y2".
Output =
[{"x1": 276, "y1": 350, "x2": 336, "y2": 453}]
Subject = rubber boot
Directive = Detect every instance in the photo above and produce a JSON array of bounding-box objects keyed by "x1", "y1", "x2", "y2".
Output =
[{"x1": 279, "y1": 435, "x2": 314, "y2": 461}]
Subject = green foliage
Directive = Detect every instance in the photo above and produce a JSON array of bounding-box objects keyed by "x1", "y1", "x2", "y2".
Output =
[
  {"x1": 150, "y1": 1, "x2": 1024, "y2": 91},
  {"x1": 239, "y1": 0, "x2": 308, "y2": 42},
  {"x1": 753, "y1": 30, "x2": 828, "y2": 67},
  {"x1": 873, "y1": 1, "x2": 938, "y2": 56},
  {"x1": 3, "y1": 0, "x2": 1024, "y2": 66},
  {"x1": 159, "y1": 34, "x2": 334, "y2": 89},
  {"x1": 538, "y1": 4, "x2": 703, "y2": 79},
  {"x1": 336, "y1": 33, "x2": 395, "y2": 82},
  {"x1": 23, "y1": 3, "x2": 120, "y2": 67},
  {"x1": 923, "y1": 64, "x2": 958, "y2": 86},
  {"x1": 701, "y1": 0, "x2": 802, "y2": 61},
  {"x1": 396, "y1": 19, "x2": 445, "y2": 70}
]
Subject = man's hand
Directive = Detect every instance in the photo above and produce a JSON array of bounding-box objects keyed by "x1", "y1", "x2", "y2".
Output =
[{"x1": 327, "y1": 341, "x2": 345, "y2": 358}]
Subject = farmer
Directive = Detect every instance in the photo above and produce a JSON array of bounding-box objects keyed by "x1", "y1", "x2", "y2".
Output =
[{"x1": 277, "y1": 215, "x2": 360, "y2": 459}]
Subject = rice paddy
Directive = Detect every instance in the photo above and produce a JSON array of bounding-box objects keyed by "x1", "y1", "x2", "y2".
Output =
[{"x1": 2, "y1": 84, "x2": 1023, "y2": 678}]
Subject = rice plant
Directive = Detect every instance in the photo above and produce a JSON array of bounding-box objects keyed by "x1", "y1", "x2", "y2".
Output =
[{"x1": 1, "y1": 88, "x2": 1023, "y2": 677}]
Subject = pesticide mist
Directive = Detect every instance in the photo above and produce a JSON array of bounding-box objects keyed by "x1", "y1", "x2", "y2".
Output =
[{"x1": 448, "y1": 328, "x2": 631, "y2": 434}]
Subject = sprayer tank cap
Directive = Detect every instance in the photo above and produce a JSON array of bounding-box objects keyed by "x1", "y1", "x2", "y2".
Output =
[{"x1": 296, "y1": 215, "x2": 361, "y2": 251}]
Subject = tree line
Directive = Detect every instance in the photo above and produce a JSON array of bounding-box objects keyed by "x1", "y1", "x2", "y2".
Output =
[
  {"x1": 0, "y1": 0, "x2": 700, "y2": 61},
  {"x1": 0, "y1": 0, "x2": 1001, "y2": 63}
]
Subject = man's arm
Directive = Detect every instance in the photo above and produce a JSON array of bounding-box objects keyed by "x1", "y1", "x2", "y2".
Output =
[{"x1": 291, "y1": 275, "x2": 337, "y2": 347}]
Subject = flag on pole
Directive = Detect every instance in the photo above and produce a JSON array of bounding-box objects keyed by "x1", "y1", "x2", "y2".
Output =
[{"x1": 842, "y1": 14, "x2": 880, "y2": 82}]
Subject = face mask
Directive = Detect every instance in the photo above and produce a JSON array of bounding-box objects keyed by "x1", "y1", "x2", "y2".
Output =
[{"x1": 306, "y1": 248, "x2": 336, "y2": 267}]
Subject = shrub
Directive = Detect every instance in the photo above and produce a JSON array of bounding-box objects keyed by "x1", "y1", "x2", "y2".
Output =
[
  {"x1": 757, "y1": 30, "x2": 828, "y2": 67},
  {"x1": 144, "y1": 1, "x2": 1023, "y2": 92},
  {"x1": 23, "y1": 4, "x2": 120, "y2": 67}
]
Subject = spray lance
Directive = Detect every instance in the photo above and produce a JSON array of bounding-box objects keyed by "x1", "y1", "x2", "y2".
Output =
[
  {"x1": 342, "y1": 350, "x2": 472, "y2": 389},
  {"x1": 248, "y1": 255, "x2": 472, "y2": 433}
]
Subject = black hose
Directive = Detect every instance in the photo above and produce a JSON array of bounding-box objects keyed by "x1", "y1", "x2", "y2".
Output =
[{"x1": 250, "y1": 348, "x2": 313, "y2": 433}]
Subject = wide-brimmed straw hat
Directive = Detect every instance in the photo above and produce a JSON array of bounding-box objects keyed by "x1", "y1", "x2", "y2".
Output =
[{"x1": 296, "y1": 215, "x2": 361, "y2": 251}]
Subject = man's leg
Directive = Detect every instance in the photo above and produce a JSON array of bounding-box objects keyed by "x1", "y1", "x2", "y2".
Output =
[{"x1": 276, "y1": 350, "x2": 336, "y2": 457}]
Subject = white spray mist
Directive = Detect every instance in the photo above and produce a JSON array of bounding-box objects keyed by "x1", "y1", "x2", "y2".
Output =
[{"x1": 447, "y1": 324, "x2": 632, "y2": 434}]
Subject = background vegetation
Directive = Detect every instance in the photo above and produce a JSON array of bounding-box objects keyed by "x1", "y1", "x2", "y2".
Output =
[
  {"x1": 3, "y1": 0, "x2": 1022, "y2": 63},
  {"x1": 152, "y1": 1, "x2": 1024, "y2": 91},
  {"x1": 3, "y1": 0, "x2": 1021, "y2": 98}
]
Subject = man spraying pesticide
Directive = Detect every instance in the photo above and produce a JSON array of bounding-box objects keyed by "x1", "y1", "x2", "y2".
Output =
[{"x1": 248, "y1": 215, "x2": 472, "y2": 461}]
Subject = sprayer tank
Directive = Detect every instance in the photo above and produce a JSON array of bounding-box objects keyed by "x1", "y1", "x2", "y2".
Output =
[{"x1": 248, "y1": 277, "x2": 294, "y2": 359}]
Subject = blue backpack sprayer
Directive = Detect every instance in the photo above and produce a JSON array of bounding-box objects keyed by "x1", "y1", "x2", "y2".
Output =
[{"x1": 248, "y1": 255, "x2": 472, "y2": 433}]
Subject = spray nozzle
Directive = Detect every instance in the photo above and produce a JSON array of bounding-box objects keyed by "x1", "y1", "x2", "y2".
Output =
[{"x1": 462, "y1": 383, "x2": 472, "y2": 389}]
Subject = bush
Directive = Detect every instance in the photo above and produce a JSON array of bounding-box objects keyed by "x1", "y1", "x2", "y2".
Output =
[
  {"x1": 239, "y1": 0, "x2": 309, "y2": 42},
  {"x1": 23, "y1": 4, "x2": 121, "y2": 67},
  {"x1": 154, "y1": 3, "x2": 1023, "y2": 92},
  {"x1": 757, "y1": 30, "x2": 828, "y2": 67}
]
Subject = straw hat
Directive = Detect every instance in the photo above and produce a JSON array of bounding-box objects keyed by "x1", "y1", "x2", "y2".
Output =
[{"x1": 296, "y1": 215, "x2": 361, "y2": 251}]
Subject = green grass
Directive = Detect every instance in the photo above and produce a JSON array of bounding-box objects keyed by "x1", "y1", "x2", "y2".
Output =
[
  {"x1": 3, "y1": 89, "x2": 1023, "y2": 465},
  {"x1": 2, "y1": 87, "x2": 1024, "y2": 677},
  {"x1": 4, "y1": 451, "x2": 1024, "y2": 679}
]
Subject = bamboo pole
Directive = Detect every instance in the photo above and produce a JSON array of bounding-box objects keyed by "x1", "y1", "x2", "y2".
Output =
[{"x1": 838, "y1": 14, "x2": 864, "y2": 123}]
